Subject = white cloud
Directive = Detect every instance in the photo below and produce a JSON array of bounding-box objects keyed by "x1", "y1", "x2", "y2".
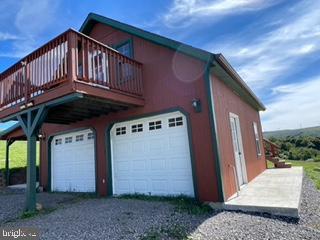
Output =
[
  {"x1": 163, "y1": 0, "x2": 281, "y2": 27},
  {"x1": 212, "y1": 0, "x2": 320, "y2": 90},
  {"x1": 262, "y1": 76, "x2": 320, "y2": 131},
  {"x1": 0, "y1": 39, "x2": 37, "y2": 59},
  {"x1": 0, "y1": 0, "x2": 61, "y2": 60},
  {"x1": 271, "y1": 83, "x2": 301, "y2": 95},
  {"x1": 0, "y1": 32, "x2": 20, "y2": 41},
  {"x1": 15, "y1": 0, "x2": 60, "y2": 38}
]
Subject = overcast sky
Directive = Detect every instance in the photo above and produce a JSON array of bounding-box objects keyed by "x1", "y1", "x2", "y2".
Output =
[{"x1": 0, "y1": 0, "x2": 319, "y2": 131}]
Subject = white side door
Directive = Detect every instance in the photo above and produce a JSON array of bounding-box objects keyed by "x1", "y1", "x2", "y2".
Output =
[{"x1": 229, "y1": 113, "x2": 247, "y2": 187}]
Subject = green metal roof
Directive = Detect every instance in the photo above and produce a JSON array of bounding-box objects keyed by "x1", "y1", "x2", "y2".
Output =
[
  {"x1": 80, "y1": 13, "x2": 265, "y2": 111},
  {"x1": 0, "y1": 123, "x2": 21, "y2": 139}
]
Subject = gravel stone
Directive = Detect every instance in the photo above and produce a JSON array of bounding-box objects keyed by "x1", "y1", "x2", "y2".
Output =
[
  {"x1": 0, "y1": 189, "x2": 79, "y2": 224},
  {"x1": 189, "y1": 174, "x2": 320, "y2": 240},
  {"x1": 0, "y1": 175, "x2": 319, "y2": 240}
]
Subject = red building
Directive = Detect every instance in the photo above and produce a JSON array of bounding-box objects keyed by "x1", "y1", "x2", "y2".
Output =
[{"x1": 0, "y1": 13, "x2": 266, "y2": 210}]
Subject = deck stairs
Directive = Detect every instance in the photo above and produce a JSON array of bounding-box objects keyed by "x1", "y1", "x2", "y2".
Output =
[{"x1": 263, "y1": 138, "x2": 292, "y2": 168}]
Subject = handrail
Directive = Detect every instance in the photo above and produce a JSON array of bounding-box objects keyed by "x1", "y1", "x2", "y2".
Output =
[
  {"x1": 0, "y1": 29, "x2": 71, "y2": 78},
  {"x1": 72, "y1": 29, "x2": 142, "y2": 65},
  {"x1": 0, "y1": 29, "x2": 143, "y2": 111},
  {"x1": 74, "y1": 29, "x2": 143, "y2": 96},
  {"x1": 263, "y1": 138, "x2": 280, "y2": 159},
  {"x1": 0, "y1": 30, "x2": 70, "y2": 109},
  {"x1": 263, "y1": 138, "x2": 280, "y2": 149}
]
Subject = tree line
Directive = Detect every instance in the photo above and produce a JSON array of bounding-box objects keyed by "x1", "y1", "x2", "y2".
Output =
[{"x1": 269, "y1": 136, "x2": 320, "y2": 161}]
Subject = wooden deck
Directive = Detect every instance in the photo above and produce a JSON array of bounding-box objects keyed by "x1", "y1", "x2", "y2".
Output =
[{"x1": 0, "y1": 29, "x2": 144, "y2": 123}]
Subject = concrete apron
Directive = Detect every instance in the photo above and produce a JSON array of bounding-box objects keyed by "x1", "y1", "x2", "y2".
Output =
[
  {"x1": 8, "y1": 182, "x2": 40, "y2": 190},
  {"x1": 209, "y1": 167, "x2": 304, "y2": 218}
]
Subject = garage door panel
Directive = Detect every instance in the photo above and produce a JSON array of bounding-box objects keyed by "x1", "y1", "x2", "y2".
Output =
[
  {"x1": 115, "y1": 180, "x2": 131, "y2": 192},
  {"x1": 151, "y1": 180, "x2": 167, "y2": 193},
  {"x1": 170, "y1": 157, "x2": 191, "y2": 170},
  {"x1": 133, "y1": 180, "x2": 148, "y2": 192},
  {"x1": 114, "y1": 142, "x2": 130, "y2": 158},
  {"x1": 169, "y1": 135, "x2": 188, "y2": 148},
  {"x1": 172, "y1": 181, "x2": 193, "y2": 195},
  {"x1": 111, "y1": 112, "x2": 195, "y2": 197},
  {"x1": 132, "y1": 140, "x2": 145, "y2": 153},
  {"x1": 148, "y1": 137, "x2": 166, "y2": 152},
  {"x1": 150, "y1": 158, "x2": 166, "y2": 170},
  {"x1": 115, "y1": 160, "x2": 131, "y2": 172},
  {"x1": 132, "y1": 160, "x2": 147, "y2": 171}
]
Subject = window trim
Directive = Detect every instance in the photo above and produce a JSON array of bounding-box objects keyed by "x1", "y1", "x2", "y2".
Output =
[
  {"x1": 65, "y1": 136, "x2": 73, "y2": 144},
  {"x1": 116, "y1": 126, "x2": 126, "y2": 136},
  {"x1": 168, "y1": 116, "x2": 183, "y2": 128},
  {"x1": 114, "y1": 39, "x2": 134, "y2": 58},
  {"x1": 253, "y1": 122, "x2": 262, "y2": 156},
  {"x1": 76, "y1": 134, "x2": 84, "y2": 142},
  {"x1": 131, "y1": 123, "x2": 143, "y2": 133},
  {"x1": 149, "y1": 120, "x2": 162, "y2": 131},
  {"x1": 87, "y1": 132, "x2": 94, "y2": 140},
  {"x1": 55, "y1": 138, "x2": 62, "y2": 145}
]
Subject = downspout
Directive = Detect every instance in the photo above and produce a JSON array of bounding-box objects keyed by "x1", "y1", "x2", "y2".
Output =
[{"x1": 204, "y1": 54, "x2": 225, "y2": 202}]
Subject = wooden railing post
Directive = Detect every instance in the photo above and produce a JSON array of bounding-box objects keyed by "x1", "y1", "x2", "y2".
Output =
[
  {"x1": 138, "y1": 65, "x2": 143, "y2": 96},
  {"x1": 270, "y1": 145, "x2": 274, "y2": 157},
  {"x1": 67, "y1": 30, "x2": 77, "y2": 89},
  {"x1": 263, "y1": 138, "x2": 280, "y2": 159},
  {"x1": 21, "y1": 61, "x2": 29, "y2": 105}
]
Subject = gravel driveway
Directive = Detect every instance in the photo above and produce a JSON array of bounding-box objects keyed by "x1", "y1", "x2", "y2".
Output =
[
  {"x1": 0, "y1": 189, "x2": 81, "y2": 224},
  {"x1": 1, "y1": 175, "x2": 319, "y2": 240}
]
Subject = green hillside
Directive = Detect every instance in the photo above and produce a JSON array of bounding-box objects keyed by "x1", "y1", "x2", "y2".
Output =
[
  {"x1": 264, "y1": 126, "x2": 320, "y2": 139},
  {"x1": 0, "y1": 141, "x2": 39, "y2": 170}
]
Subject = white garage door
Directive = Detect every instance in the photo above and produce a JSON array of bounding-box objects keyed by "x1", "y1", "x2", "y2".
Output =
[
  {"x1": 111, "y1": 111, "x2": 195, "y2": 197},
  {"x1": 51, "y1": 129, "x2": 95, "y2": 192}
]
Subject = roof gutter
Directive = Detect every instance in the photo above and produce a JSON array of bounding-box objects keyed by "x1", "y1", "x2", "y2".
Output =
[{"x1": 214, "y1": 54, "x2": 266, "y2": 111}]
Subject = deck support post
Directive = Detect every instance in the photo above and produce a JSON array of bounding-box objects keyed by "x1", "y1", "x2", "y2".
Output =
[
  {"x1": 5, "y1": 139, "x2": 15, "y2": 186},
  {"x1": 17, "y1": 106, "x2": 47, "y2": 212}
]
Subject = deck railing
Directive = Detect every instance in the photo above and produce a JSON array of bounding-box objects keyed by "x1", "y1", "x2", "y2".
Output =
[
  {"x1": 0, "y1": 29, "x2": 143, "y2": 110},
  {"x1": 263, "y1": 138, "x2": 280, "y2": 160}
]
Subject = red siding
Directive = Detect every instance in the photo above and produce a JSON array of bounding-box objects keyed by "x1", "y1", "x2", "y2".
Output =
[
  {"x1": 1, "y1": 128, "x2": 25, "y2": 140},
  {"x1": 39, "y1": 23, "x2": 220, "y2": 202},
  {"x1": 212, "y1": 74, "x2": 266, "y2": 199}
]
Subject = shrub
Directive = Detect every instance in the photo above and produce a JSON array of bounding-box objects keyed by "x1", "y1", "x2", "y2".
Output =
[
  {"x1": 288, "y1": 147, "x2": 320, "y2": 161},
  {"x1": 314, "y1": 156, "x2": 320, "y2": 162}
]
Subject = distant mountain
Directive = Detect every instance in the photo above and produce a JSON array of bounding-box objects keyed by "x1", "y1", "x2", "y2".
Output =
[{"x1": 264, "y1": 126, "x2": 320, "y2": 139}]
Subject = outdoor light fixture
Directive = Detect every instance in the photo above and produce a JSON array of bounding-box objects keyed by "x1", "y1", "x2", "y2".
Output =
[
  {"x1": 192, "y1": 98, "x2": 201, "y2": 113},
  {"x1": 38, "y1": 133, "x2": 46, "y2": 140}
]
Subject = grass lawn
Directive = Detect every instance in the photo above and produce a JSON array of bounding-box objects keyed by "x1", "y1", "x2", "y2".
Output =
[
  {"x1": 0, "y1": 140, "x2": 39, "y2": 171},
  {"x1": 267, "y1": 160, "x2": 320, "y2": 190},
  {"x1": 1, "y1": 139, "x2": 319, "y2": 191},
  {"x1": 288, "y1": 160, "x2": 320, "y2": 190}
]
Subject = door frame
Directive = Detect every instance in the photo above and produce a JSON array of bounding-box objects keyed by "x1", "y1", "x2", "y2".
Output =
[
  {"x1": 105, "y1": 108, "x2": 198, "y2": 199},
  {"x1": 229, "y1": 112, "x2": 248, "y2": 187}
]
